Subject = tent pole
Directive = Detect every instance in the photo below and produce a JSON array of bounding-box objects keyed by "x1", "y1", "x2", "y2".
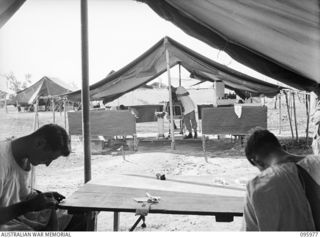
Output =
[
  {"x1": 4, "y1": 95, "x2": 7, "y2": 113},
  {"x1": 306, "y1": 94, "x2": 310, "y2": 146},
  {"x1": 33, "y1": 98, "x2": 39, "y2": 131},
  {"x1": 64, "y1": 98, "x2": 67, "y2": 130},
  {"x1": 178, "y1": 63, "x2": 181, "y2": 87},
  {"x1": 81, "y1": 0, "x2": 92, "y2": 183},
  {"x1": 31, "y1": 98, "x2": 39, "y2": 190},
  {"x1": 279, "y1": 93, "x2": 282, "y2": 134},
  {"x1": 292, "y1": 92, "x2": 299, "y2": 142},
  {"x1": 164, "y1": 38, "x2": 175, "y2": 150},
  {"x1": 52, "y1": 97, "x2": 55, "y2": 123},
  {"x1": 284, "y1": 91, "x2": 294, "y2": 140}
]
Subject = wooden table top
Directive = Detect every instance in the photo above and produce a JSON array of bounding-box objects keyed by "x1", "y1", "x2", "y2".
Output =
[{"x1": 58, "y1": 175, "x2": 245, "y2": 217}]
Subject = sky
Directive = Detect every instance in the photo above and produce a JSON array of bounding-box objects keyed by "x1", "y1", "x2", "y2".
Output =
[{"x1": 0, "y1": 0, "x2": 280, "y2": 89}]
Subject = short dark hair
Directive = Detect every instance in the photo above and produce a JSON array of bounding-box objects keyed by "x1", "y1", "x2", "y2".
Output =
[
  {"x1": 245, "y1": 128, "x2": 281, "y2": 166},
  {"x1": 31, "y1": 124, "x2": 70, "y2": 156}
]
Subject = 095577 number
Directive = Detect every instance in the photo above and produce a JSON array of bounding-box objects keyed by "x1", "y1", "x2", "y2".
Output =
[{"x1": 300, "y1": 232, "x2": 318, "y2": 237}]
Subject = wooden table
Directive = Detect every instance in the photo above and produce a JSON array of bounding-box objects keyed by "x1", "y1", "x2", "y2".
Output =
[{"x1": 58, "y1": 174, "x2": 245, "y2": 231}]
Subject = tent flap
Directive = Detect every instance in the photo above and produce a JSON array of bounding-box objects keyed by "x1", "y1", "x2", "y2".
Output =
[
  {"x1": 0, "y1": 0, "x2": 26, "y2": 28},
  {"x1": 139, "y1": 0, "x2": 320, "y2": 93}
]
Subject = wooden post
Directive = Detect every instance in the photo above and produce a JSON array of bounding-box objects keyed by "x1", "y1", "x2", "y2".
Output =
[
  {"x1": 202, "y1": 135, "x2": 208, "y2": 163},
  {"x1": 292, "y1": 92, "x2": 299, "y2": 142},
  {"x1": 289, "y1": 92, "x2": 293, "y2": 121},
  {"x1": 113, "y1": 212, "x2": 120, "y2": 231},
  {"x1": 306, "y1": 94, "x2": 310, "y2": 146},
  {"x1": 33, "y1": 98, "x2": 39, "y2": 131},
  {"x1": 52, "y1": 98, "x2": 55, "y2": 123},
  {"x1": 81, "y1": 0, "x2": 92, "y2": 183},
  {"x1": 164, "y1": 37, "x2": 175, "y2": 150},
  {"x1": 279, "y1": 93, "x2": 282, "y2": 134},
  {"x1": 64, "y1": 98, "x2": 67, "y2": 130},
  {"x1": 178, "y1": 63, "x2": 182, "y2": 87},
  {"x1": 31, "y1": 98, "x2": 39, "y2": 190},
  {"x1": 4, "y1": 94, "x2": 7, "y2": 113},
  {"x1": 284, "y1": 91, "x2": 294, "y2": 140}
]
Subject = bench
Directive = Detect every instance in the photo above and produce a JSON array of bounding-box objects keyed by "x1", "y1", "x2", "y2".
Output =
[{"x1": 68, "y1": 110, "x2": 138, "y2": 152}]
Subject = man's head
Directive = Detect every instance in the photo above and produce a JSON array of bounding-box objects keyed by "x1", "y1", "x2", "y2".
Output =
[
  {"x1": 27, "y1": 124, "x2": 70, "y2": 166},
  {"x1": 245, "y1": 128, "x2": 282, "y2": 171}
]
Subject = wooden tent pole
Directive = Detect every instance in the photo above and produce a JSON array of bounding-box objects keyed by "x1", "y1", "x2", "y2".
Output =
[
  {"x1": 52, "y1": 97, "x2": 55, "y2": 123},
  {"x1": 292, "y1": 92, "x2": 299, "y2": 142},
  {"x1": 4, "y1": 95, "x2": 7, "y2": 113},
  {"x1": 289, "y1": 92, "x2": 293, "y2": 120},
  {"x1": 284, "y1": 91, "x2": 294, "y2": 140},
  {"x1": 178, "y1": 63, "x2": 182, "y2": 86},
  {"x1": 305, "y1": 94, "x2": 310, "y2": 145},
  {"x1": 81, "y1": 0, "x2": 92, "y2": 183},
  {"x1": 279, "y1": 92, "x2": 282, "y2": 134},
  {"x1": 33, "y1": 98, "x2": 39, "y2": 131},
  {"x1": 64, "y1": 98, "x2": 67, "y2": 130},
  {"x1": 31, "y1": 98, "x2": 39, "y2": 190},
  {"x1": 164, "y1": 38, "x2": 175, "y2": 150}
]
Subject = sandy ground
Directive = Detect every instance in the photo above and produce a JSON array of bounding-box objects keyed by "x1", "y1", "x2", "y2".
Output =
[{"x1": 0, "y1": 99, "x2": 313, "y2": 231}]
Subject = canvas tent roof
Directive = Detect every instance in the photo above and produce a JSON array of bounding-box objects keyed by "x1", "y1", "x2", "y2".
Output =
[
  {"x1": 139, "y1": 0, "x2": 320, "y2": 94},
  {"x1": 0, "y1": 0, "x2": 25, "y2": 28},
  {"x1": 15, "y1": 76, "x2": 73, "y2": 105},
  {"x1": 66, "y1": 37, "x2": 281, "y2": 103}
]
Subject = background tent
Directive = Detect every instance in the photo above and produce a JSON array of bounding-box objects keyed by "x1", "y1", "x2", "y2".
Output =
[
  {"x1": 139, "y1": 0, "x2": 320, "y2": 94},
  {"x1": 15, "y1": 76, "x2": 73, "y2": 106},
  {"x1": 66, "y1": 37, "x2": 282, "y2": 103}
]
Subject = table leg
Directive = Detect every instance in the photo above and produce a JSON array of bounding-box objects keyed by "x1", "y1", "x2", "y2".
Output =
[{"x1": 113, "y1": 212, "x2": 120, "y2": 231}]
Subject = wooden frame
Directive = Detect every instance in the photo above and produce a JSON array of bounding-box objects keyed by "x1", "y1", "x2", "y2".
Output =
[
  {"x1": 201, "y1": 106, "x2": 268, "y2": 160},
  {"x1": 68, "y1": 110, "x2": 137, "y2": 150}
]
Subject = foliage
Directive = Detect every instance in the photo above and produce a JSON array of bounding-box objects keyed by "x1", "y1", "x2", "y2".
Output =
[{"x1": 4, "y1": 72, "x2": 32, "y2": 93}]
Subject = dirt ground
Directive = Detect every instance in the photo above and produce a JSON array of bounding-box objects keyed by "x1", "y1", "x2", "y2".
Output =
[{"x1": 0, "y1": 99, "x2": 313, "y2": 231}]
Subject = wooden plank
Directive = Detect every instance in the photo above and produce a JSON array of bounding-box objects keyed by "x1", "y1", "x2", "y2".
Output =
[
  {"x1": 89, "y1": 174, "x2": 245, "y2": 196},
  {"x1": 202, "y1": 106, "x2": 267, "y2": 135},
  {"x1": 198, "y1": 104, "x2": 213, "y2": 120},
  {"x1": 58, "y1": 184, "x2": 244, "y2": 216},
  {"x1": 68, "y1": 110, "x2": 136, "y2": 138}
]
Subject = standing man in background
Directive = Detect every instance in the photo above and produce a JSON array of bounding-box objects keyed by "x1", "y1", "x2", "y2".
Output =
[{"x1": 176, "y1": 86, "x2": 197, "y2": 139}]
